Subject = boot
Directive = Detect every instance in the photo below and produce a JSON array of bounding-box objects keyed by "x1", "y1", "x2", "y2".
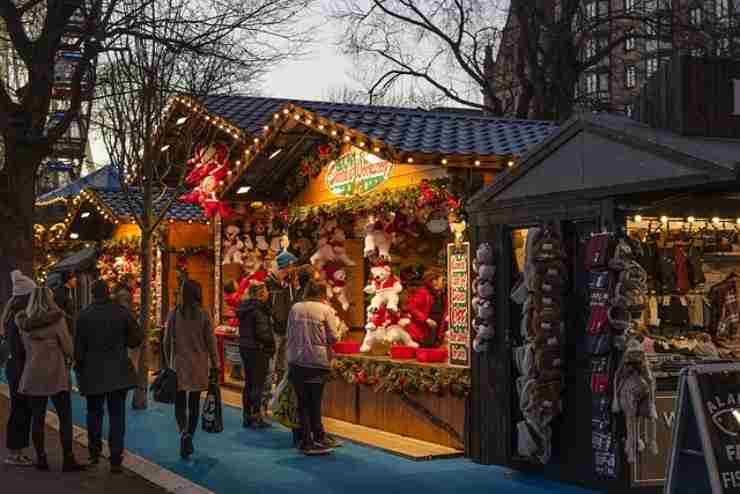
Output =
[
  {"x1": 62, "y1": 455, "x2": 86, "y2": 472},
  {"x1": 35, "y1": 454, "x2": 49, "y2": 471}
]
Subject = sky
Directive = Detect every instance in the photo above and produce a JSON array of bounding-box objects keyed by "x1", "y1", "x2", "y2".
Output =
[{"x1": 90, "y1": 2, "x2": 352, "y2": 164}]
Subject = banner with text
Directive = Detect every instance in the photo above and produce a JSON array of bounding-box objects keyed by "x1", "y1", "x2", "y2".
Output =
[{"x1": 447, "y1": 242, "x2": 470, "y2": 367}]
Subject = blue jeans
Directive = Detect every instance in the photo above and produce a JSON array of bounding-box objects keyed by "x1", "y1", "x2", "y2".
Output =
[{"x1": 87, "y1": 390, "x2": 128, "y2": 466}]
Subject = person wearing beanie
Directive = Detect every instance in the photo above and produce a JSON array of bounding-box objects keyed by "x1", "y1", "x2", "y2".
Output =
[
  {"x1": 266, "y1": 249, "x2": 299, "y2": 391},
  {"x1": 2, "y1": 270, "x2": 36, "y2": 466},
  {"x1": 236, "y1": 283, "x2": 276, "y2": 428},
  {"x1": 15, "y1": 286, "x2": 83, "y2": 472},
  {"x1": 74, "y1": 279, "x2": 143, "y2": 473}
]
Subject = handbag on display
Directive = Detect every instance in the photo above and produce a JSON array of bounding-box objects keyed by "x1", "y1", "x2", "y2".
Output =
[
  {"x1": 152, "y1": 314, "x2": 178, "y2": 404},
  {"x1": 202, "y1": 373, "x2": 224, "y2": 434}
]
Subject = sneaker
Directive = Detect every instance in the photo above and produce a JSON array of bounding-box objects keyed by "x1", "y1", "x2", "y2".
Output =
[
  {"x1": 316, "y1": 435, "x2": 343, "y2": 449},
  {"x1": 4, "y1": 454, "x2": 33, "y2": 466},
  {"x1": 299, "y1": 443, "x2": 331, "y2": 456}
]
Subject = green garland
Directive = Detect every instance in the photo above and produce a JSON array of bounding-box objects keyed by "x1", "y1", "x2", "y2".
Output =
[
  {"x1": 289, "y1": 178, "x2": 464, "y2": 224},
  {"x1": 330, "y1": 356, "x2": 470, "y2": 398}
]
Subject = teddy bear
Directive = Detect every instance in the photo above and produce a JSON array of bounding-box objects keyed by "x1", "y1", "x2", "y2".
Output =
[
  {"x1": 478, "y1": 299, "x2": 495, "y2": 322},
  {"x1": 222, "y1": 224, "x2": 244, "y2": 265},
  {"x1": 364, "y1": 262, "x2": 403, "y2": 313},
  {"x1": 364, "y1": 217, "x2": 393, "y2": 260},
  {"x1": 478, "y1": 263, "x2": 496, "y2": 282},
  {"x1": 473, "y1": 278, "x2": 495, "y2": 299},
  {"x1": 361, "y1": 306, "x2": 417, "y2": 352},
  {"x1": 328, "y1": 224, "x2": 355, "y2": 266},
  {"x1": 240, "y1": 220, "x2": 254, "y2": 252},
  {"x1": 311, "y1": 218, "x2": 354, "y2": 268},
  {"x1": 322, "y1": 263, "x2": 350, "y2": 311},
  {"x1": 253, "y1": 221, "x2": 270, "y2": 254},
  {"x1": 476, "y1": 242, "x2": 494, "y2": 265}
]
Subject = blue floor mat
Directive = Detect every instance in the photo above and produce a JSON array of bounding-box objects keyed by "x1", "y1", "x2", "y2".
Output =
[
  {"x1": 3, "y1": 371, "x2": 598, "y2": 494},
  {"x1": 66, "y1": 393, "x2": 599, "y2": 494}
]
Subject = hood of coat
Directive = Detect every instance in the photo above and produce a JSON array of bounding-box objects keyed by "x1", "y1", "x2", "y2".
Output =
[
  {"x1": 15, "y1": 309, "x2": 64, "y2": 340},
  {"x1": 236, "y1": 299, "x2": 268, "y2": 318}
]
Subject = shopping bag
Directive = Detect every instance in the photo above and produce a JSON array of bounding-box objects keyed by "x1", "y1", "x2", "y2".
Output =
[
  {"x1": 271, "y1": 378, "x2": 299, "y2": 429},
  {"x1": 202, "y1": 377, "x2": 224, "y2": 434},
  {"x1": 151, "y1": 367, "x2": 178, "y2": 404}
]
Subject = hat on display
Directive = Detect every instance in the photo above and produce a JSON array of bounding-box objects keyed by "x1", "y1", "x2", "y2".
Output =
[
  {"x1": 276, "y1": 249, "x2": 298, "y2": 270},
  {"x1": 11, "y1": 270, "x2": 37, "y2": 297}
]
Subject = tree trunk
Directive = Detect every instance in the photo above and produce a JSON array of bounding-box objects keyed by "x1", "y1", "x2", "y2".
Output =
[
  {"x1": 0, "y1": 143, "x2": 43, "y2": 281},
  {"x1": 132, "y1": 228, "x2": 153, "y2": 409}
]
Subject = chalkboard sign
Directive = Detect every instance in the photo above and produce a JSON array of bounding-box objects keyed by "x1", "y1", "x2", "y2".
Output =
[{"x1": 666, "y1": 363, "x2": 740, "y2": 494}]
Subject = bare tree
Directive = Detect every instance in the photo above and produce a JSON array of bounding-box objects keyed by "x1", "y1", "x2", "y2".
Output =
[
  {"x1": 94, "y1": 0, "x2": 312, "y2": 409},
  {"x1": 323, "y1": 83, "x2": 448, "y2": 109},
  {"x1": 332, "y1": 0, "x2": 508, "y2": 115},
  {"x1": 0, "y1": 0, "x2": 312, "y2": 281}
]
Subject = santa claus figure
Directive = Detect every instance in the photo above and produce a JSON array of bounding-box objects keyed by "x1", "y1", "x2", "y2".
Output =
[{"x1": 404, "y1": 268, "x2": 448, "y2": 347}]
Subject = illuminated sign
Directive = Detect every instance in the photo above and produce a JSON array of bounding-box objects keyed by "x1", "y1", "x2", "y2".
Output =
[{"x1": 325, "y1": 147, "x2": 394, "y2": 196}]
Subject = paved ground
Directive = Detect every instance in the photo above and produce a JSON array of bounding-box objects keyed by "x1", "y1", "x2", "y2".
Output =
[{"x1": 0, "y1": 396, "x2": 167, "y2": 493}]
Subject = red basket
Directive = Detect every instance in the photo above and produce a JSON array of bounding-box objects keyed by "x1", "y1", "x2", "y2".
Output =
[
  {"x1": 333, "y1": 342, "x2": 361, "y2": 354},
  {"x1": 416, "y1": 348, "x2": 448, "y2": 363},
  {"x1": 390, "y1": 346, "x2": 417, "y2": 360}
]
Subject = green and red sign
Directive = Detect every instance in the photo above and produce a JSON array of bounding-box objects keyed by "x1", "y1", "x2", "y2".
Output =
[{"x1": 325, "y1": 147, "x2": 394, "y2": 196}]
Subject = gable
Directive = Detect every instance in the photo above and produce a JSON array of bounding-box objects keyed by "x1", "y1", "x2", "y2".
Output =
[{"x1": 495, "y1": 130, "x2": 701, "y2": 202}]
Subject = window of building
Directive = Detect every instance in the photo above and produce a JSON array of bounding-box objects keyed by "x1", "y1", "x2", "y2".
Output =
[
  {"x1": 585, "y1": 38, "x2": 597, "y2": 59},
  {"x1": 717, "y1": 0, "x2": 729, "y2": 18},
  {"x1": 690, "y1": 47, "x2": 705, "y2": 57},
  {"x1": 625, "y1": 34, "x2": 635, "y2": 51},
  {"x1": 585, "y1": 1, "x2": 597, "y2": 19},
  {"x1": 586, "y1": 73, "x2": 598, "y2": 95},
  {"x1": 690, "y1": 7, "x2": 702, "y2": 25},
  {"x1": 716, "y1": 37, "x2": 730, "y2": 55},
  {"x1": 626, "y1": 65, "x2": 637, "y2": 88},
  {"x1": 646, "y1": 57, "x2": 659, "y2": 78},
  {"x1": 599, "y1": 73, "x2": 609, "y2": 97},
  {"x1": 624, "y1": 0, "x2": 635, "y2": 11}
]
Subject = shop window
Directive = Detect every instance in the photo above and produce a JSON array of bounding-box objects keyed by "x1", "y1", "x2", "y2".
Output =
[{"x1": 625, "y1": 65, "x2": 637, "y2": 88}]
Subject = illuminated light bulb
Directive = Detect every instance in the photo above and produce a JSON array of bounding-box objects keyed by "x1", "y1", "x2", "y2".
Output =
[
  {"x1": 227, "y1": 171, "x2": 232, "y2": 176},
  {"x1": 283, "y1": 109, "x2": 289, "y2": 114},
  {"x1": 264, "y1": 126, "x2": 270, "y2": 131},
  {"x1": 81, "y1": 212, "x2": 91, "y2": 219},
  {"x1": 331, "y1": 130, "x2": 337, "y2": 136},
  {"x1": 359, "y1": 142, "x2": 366, "y2": 147},
  {"x1": 319, "y1": 124, "x2": 325, "y2": 130},
  {"x1": 236, "y1": 160, "x2": 242, "y2": 166},
  {"x1": 474, "y1": 160, "x2": 481, "y2": 166},
  {"x1": 176, "y1": 116, "x2": 188, "y2": 125},
  {"x1": 373, "y1": 146, "x2": 380, "y2": 153},
  {"x1": 70, "y1": 233, "x2": 79, "y2": 239},
  {"x1": 205, "y1": 116, "x2": 210, "y2": 121},
  {"x1": 237, "y1": 186, "x2": 251, "y2": 194},
  {"x1": 188, "y1": 220, "x2": 193, "y2": 224},
  {"x1": 688, "y1": 216, "x2": 695, "y2": 223},
  {"x1": 294, "y1": 114, "x2": 300, "y2": 120},
  {"x1": 661, "y1": 216, "x2": 668, "y2": 223},
  {"x1": 713, "y1": 217, "x2": 721, "y2": 224},
  {"x1": 344, "y1": 135, "x2": 351, "y2": 142},
  {"x1": 736, "y1": 218, "x2": 740, "y2": 224},
  {"x1": 274, "y1": 114, "x2": 279, "y2": 119},
  {"x1": 254, "y1": 138, "x2": 259, "y2": 144},
  {"x1": 160, "y1": 144, "x2": 170, "y2": 152},
  {"x1": 306, "y1": 119, "x2": 312, "y2": 125},
  {"x1": 442, "y1": 159, "x2": 448, "y2": 165},
  {"x1": 507, "y1": 160, "x2": 515, "y2": 167},
  {"x1": 407, "y1": 157, "x2": 414, "y2": 163}
]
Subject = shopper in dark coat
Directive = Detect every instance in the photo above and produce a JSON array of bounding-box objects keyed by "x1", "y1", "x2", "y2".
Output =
[
  {"x1": 2, "y1": 270, "x2": 35, "y2": 466},
  {"x1": 237, "y1": 283, "x2": 276, "y2": 428},
  {"x1": 74, "y1": 280, "x2": 143, "y2": 473}
]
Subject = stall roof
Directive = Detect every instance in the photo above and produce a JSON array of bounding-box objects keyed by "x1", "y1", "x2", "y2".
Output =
[
  {"x1": 199, "y1": 95, "x2": 558, "y2": 158},
  {"x1": 467, "y1": 112, "x2": 740, "y2": 211},
  {"x1": 93, "y1": 189, "x2": 207, "y2": 223},
  {"x1": 36, "y1": 164, "x2": 121, "y2": 205},
  {"x1": 47, "y1": 247, "x2": 98, "y2": 276}
]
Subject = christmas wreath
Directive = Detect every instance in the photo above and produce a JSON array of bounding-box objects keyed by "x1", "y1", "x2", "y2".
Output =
[{"x1": 330, "y1": 356, "x2": 470, "y2": 398}]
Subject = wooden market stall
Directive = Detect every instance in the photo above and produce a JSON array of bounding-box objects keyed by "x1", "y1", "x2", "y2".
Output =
[
  {"x1": 155, "y1": 94, "x2": 558, "y2": 456},
  {"x1": 465, "y1": 56, "x2": 740, "y2": 493}
]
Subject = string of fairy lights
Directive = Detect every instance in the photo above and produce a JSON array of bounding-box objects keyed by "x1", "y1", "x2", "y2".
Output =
[{"x1": 163, "y1": 95, "x2": 519, "y2": 201}]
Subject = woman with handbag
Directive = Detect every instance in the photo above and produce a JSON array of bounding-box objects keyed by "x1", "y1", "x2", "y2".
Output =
[
  {"x1": 2, "y1": 270, "x2": 36, "y2": 466},
  {"x1": 163, "y1": 279, "x2": 219, "y2": 459},
  {"x1": 16, "y1": 286, "x2": 84, "y2": 472}
]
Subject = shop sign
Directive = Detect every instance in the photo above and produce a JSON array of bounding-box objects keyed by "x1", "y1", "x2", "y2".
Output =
[
  {"x1": 447, "y1": 242, "x2": 470, "y2": 367},
  {"x1": 666, "y1": 363, "x2": 740, "y2": 494},
  {"x1": 325, "y1": 147, "x2": 394, "y2": 196},
  {"x1": 632, "y1": 393, "x2": 678, "y2": 486}
]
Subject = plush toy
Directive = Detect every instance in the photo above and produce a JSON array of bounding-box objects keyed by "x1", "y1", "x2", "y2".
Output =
[
  {"x1": 613, "y1": 337, "x2": 658, "y2": 464},
  {"x1": 240, "y1": 220, "x2": 254, "y2": 252},
  {"x1": 364, "y1": 218, "x2": 393, "y2": 260},
  {"x1": 269, "y1": 221, "x2": 285, "y2": 255},
  {"x1": 311, "y1": 218, "x2": 354, "y2": 268},
  {"x1": 473, "y1": 278, "x2": 495, "y2": 299},
  {"x1": 364, "y1": 262, "x2": 403, "y2": 313},
  {"x1": 328, "y1": 224, "x2": 355, "y2": 266},
  {"x1": 200, "y1": 176, "x2": 235, "y2": 219},
  {"x1": 253, "y1": 221, "x2": 270, "y2": 253},
  {"x1": 361, "y1": 306, "x2": 418, "y2": 352},
  {"x1": 322, "y1": 263, "x2": 350, "y2": 311},
  {"x1": 222, "y1": 224, "x2": 244, "y2": 265},
  {"x1": 185, "y1": 143, "x2": 224, "y2": 186},
  {"x1": 476, "y1": 242, "x2": 495, "y2": 265}
]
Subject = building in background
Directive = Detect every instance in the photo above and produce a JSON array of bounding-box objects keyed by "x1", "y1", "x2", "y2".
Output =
[
  {"x1": 490, "y1": 0, "x2": 740, "y2": 118},
  {"x1": 0, "y1": 3, "x2": 99, "y2": 194}
]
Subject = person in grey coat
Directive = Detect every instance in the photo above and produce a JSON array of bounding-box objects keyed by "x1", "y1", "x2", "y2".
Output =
[{"x1": 74, "y1": 280, "x2": 143, "y2": 473}]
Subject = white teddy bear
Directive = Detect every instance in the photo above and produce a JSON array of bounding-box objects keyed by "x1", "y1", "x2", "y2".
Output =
[
  {"x1": 364, "y1": 264, "x2": 403, "y2": 313},
  {"x1": 222, "y1": 224, "x2": 244, "y2": 265},
  {"x1": 310, "y1": 219, "x2": 355, "y2": 268},
  {"x1": 360, "y1": 307, "x2": 417, "y2": 353},
  {"x1": 364, "y1": 218, "x2": 392, "y2": 260}
]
